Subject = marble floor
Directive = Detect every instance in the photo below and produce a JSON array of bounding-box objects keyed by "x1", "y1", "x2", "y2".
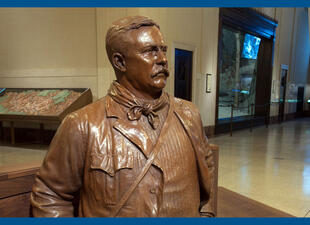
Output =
[
  {"x1": 0, "y1": 118, "x2": 309, "y2": 217},
  {"x1": 209, "y1": 118, "x2": 310, "y2": 217}
]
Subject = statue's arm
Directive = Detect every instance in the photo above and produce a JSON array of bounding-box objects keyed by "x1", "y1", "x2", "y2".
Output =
[
  {"x1": 194, "y1": 113, "x2": 215, "y2": 217},
  {"x1": 199, "y1": 133, "x2": 216, "y2": 217},
  {"x1": 31, "y1": 114, "x2": 86, "y2": 217}
]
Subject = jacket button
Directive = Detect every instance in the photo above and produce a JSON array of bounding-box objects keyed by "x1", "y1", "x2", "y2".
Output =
[{"x1": 150, "y1": 188, "x2": 156, "y2": 194}]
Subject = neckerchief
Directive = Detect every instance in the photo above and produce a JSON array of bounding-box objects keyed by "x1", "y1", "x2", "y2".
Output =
[{"x1": 108, "y1": 81, "x2": 169, "y2": 130}]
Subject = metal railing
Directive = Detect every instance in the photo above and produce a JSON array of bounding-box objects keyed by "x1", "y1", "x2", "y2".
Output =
[{"x1": 218, "y1": 102, "x2": 282, "y2": 136}]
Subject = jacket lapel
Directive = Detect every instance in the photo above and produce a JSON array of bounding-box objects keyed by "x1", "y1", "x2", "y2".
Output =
[
  {"x1": 173, "y1": 98, "x2": 212, "y2": 196},
  {"x1": 172, "y1": 98, "x2": 202, "y2": 155},
  {"x1": 105, "y1": 96, "x2": 153, "y2": 158},
  {"x1": 113, "y1": 120, "x2": 153, "y2": 158},
  {"x1": 172, "y1": 98, "x2": 193, "y2": 133}
]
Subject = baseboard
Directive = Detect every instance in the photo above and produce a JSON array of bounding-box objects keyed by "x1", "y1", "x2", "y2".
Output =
[
  {"x1": 204, "y1": 125, "x2": 215, "y2": 137},
  {"x1": 269, "y1": 116, "x2": 279, "y2": 124},
  {"x1": 285, "y1": 113, "x2": 298, "y2": 121},
  {"x1": 304, "y1": 111, "x2": 310, "y2": 117},
  {"x1": 213, "y1": 112, "x2": 308, "y2": 136},
  {"x1": 268, "y1": 112, "x2": 306, "y2": 124},
  {"x1": 0, "y1": 127, "x2": 56, "y2": 145}
]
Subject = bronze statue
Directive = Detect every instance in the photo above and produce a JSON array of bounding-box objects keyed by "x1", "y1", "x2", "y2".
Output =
[{"x1": 31, "y1": 16, "x2": 215, "y2": 217}]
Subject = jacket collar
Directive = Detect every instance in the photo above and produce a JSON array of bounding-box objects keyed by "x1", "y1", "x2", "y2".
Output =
[
  {"x1": 106, "y1": 94, "x2": 185, "y2": 118},
  {"x1": 105, "y1": 96, "x2": 153, "y2": 158},
  {"x1": 172, "y1": 97, "x2": 198, "y2": 137},
  {"x1": 105, "y1": 95, "x2": 125, "y2": 119},
  {"x1": 105, "y1": 95, "x2": 192, "y2": 160}
]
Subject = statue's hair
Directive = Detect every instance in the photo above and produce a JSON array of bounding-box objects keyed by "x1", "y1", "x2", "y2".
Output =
[{"x1": 106, "y1": 16, "x2": 160, "y2": 63}]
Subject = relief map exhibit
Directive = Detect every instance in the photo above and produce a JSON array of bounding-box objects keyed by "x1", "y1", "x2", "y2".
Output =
[{"x1": 0, "y1": 89, "x2": 81, "y2": 116}]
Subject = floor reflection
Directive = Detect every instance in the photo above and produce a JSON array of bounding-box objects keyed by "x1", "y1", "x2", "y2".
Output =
[{"x1": 210, "y1": 118, "x2": 310, "y2": 217}]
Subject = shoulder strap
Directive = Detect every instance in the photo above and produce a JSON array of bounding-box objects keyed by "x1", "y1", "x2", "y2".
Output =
[
  {"x1": 109, "y1": 96, "x2": 172, "y2": 217},
  {"x1": 111, "y1": 139, "x2": 162, "y2": 217}
]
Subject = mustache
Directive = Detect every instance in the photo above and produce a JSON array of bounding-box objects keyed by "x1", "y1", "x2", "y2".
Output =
[{"x1": 152, "y1": 69, "x2": 170, "y2": 78}]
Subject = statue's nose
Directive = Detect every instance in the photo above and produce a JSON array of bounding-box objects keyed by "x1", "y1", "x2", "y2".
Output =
[{"x1": 157, "y1": 50, "x2": 167, "y2": 66}]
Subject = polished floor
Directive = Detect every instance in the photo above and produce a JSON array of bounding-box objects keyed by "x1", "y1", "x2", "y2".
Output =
[
  {"x1": 210, "y1": 118, "x2": 310, "y2": 217},
  {"x1": 0, "y1": 118, "x2": 309, "y2": 217}
]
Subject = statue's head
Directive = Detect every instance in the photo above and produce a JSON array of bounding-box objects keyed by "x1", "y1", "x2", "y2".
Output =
[{"x1": 106, "y1": 16, "x2": 169, "y2": 100}]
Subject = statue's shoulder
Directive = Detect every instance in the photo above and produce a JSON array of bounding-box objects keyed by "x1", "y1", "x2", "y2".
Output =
[
  {"x1": 170, "y1": 96, "x2": 200, "y2": 119},
  {"x1": 77, "y1": 96, "x2": 107, "y2": 114},
  {"x1": 65, "y1": 96, "x2": 108, "y2": 124}
]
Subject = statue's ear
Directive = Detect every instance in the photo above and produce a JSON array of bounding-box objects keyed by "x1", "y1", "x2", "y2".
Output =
[{"x1": 112, "y1": 53, "x2": 126, "y2": 72}]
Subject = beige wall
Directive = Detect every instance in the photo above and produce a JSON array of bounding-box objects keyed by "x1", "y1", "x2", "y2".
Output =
[
  {"x1": 261, "y1": 8, "x2": 310, "y2": 116},
  {"x1": 269, "y1": 8, "x2": 296, "y2": 116},
  {"x1": 290, "y1": 8, "x2": 310, "y2": 113},
  {"x1": 197, "y1": 9, "x2": 219, "y2": 126},
  {"x1": 0, "y1": 8, "x2": 98, "y2": 97},
  {"x1": 1, "y1": 8, "x2": 308, "y2": 128}
]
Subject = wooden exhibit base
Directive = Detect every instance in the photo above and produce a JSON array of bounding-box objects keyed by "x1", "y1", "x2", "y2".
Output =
[
  {"x1": 217, "y1": 186, "x2": 294, "y2": 217},
  {"x1": 0, "y1": 164, "x2": 40, "y2": 217}
]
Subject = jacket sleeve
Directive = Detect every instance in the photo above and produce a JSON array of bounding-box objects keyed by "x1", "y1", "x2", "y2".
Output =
[
  {"x1": 183, "y1": 104, "x2": 215, "y2": 217},
  {"x1": 199, "y1": 132, "x2": 216, "y2": 217},
  {"x1": 175, "y1": 99, "x2": 216, "y2": 217},
  {"x1": 31, "y1": 113, "x2": 86, "y2": 217}
]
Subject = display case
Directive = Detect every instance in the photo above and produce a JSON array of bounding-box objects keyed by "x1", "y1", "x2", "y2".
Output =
[{"x1": 0, "y1": 88, "x2": 92, "y2": 144}]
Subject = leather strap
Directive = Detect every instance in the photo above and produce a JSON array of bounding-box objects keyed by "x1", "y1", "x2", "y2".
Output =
[{"x1": 111, "y1": 139, "x2": 163, "y2": 217}]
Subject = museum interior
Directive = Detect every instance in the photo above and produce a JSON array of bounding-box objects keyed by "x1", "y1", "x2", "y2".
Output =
[{"x1": 0, "y1": 7, "x2": 309, "y2": 217}]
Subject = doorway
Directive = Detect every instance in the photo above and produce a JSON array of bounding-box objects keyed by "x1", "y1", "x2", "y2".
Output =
[
  {"x1": 296, "y1": 86, "x2": 304, "y2": 113},
  {"x1": 278, "y1": 67, "x2": 288, "y2": 122},
  {"x1": 174, "y1": 48, "x2": 193, "y2": 101}
]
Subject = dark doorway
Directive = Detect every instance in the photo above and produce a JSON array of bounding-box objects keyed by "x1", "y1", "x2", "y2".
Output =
[
  {"x1": 297, "y1": 86, "x2": 304, "y2": 113},
  {"x1": 254, "y1": 36, "x2": 274, "y2": 121},
  {"x1": 174, "y1": 48, "x2": 193, "y2": 101},
  {"x1": 278, "y1": 68, "x2": 287, "y2": 122}
]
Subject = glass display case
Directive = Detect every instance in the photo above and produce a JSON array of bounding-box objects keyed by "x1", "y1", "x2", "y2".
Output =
[
  {"x1": 218, "y1": 26, "x2": 260, "y2": 121},
  {"x1": 0, "y1": 88, "x2": 92, "y2": 144}
]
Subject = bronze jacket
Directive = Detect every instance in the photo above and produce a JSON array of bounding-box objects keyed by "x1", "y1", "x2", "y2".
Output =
[{"x1": 31, "y1": 95, "x2": 215, "y2": 217}]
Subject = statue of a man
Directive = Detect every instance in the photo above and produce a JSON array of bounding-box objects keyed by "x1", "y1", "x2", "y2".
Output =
[{"x1": 31, "y1": 16, "x2": 215, "y2": 217}]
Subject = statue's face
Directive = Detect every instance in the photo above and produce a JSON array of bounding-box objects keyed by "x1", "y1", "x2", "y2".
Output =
[{"x1": 120, "y1": 26, "x2": 169, "y2": 99}]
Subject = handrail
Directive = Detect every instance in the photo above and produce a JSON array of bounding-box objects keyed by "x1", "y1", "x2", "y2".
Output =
[{"x1": 217, "y1": 101, "x2": 283, "y2": 136}]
